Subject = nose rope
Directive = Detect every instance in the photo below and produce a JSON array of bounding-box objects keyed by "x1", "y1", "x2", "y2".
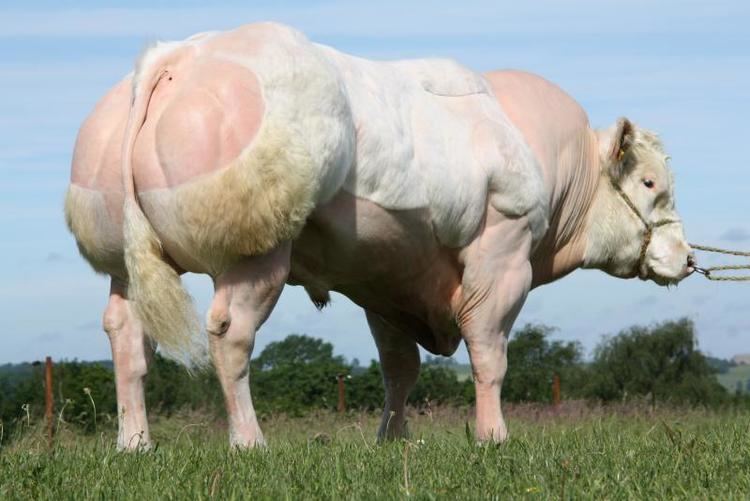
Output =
[
  {"x1": 689, "y1": 244, "x2": 750, "y2": 281},
  {"x1": 609, "y1": 179, "x2": 681, "y2": 275}
]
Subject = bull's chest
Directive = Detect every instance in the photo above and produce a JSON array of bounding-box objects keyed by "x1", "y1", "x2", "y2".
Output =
[{"x1": 287, "y1": 191, "x2": 464, "y2": 355}]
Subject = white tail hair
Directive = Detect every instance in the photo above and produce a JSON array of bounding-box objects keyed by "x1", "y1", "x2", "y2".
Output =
[{"x1": 121, "y1": 45, "x2": 204, "y2": 367}]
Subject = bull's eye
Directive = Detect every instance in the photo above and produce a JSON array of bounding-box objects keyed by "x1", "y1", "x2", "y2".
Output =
[{"x1": 643, "y1": 179, "x2": 655, "y2": 189}]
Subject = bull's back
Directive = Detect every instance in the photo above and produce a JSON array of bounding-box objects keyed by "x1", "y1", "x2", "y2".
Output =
[{"x1": 65, "y1": 76, "x2": 131, "y2": 278}]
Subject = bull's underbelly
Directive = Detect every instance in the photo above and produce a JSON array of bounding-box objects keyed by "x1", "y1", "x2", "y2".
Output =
[{"x1": 289, "y1": 191, "x2": 465, "y2": 356}]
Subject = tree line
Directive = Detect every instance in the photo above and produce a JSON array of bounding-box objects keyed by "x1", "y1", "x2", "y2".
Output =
[{"x1": 0, "y1": 318, "x2": 742, "y2": 439}]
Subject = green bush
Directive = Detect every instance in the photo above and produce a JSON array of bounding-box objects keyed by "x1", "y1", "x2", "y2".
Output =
[
  {"x1": 346, "y1": 361, "x2": 385, "y2": 410},
  {"x1": 411, "y1": 365, "x2": 472, "y2": 406},
  {"x1": 250, "y1": 335, "x2": 348, "y2": 415},
  {"x1": 0, "y1": 320, "x2": 739, "y2": 443},
  {"x1": 503, "y1": 324, "x2": 586, "y2": 402},
  {"x1": 585, "y1": 318, "x2": 728, "y2": 407}
]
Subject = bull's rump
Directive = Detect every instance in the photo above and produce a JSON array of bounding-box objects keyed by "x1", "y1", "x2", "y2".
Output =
[
  {"x1": 65, "y1": 186, "x2": 126, "y2": 277},
  {"x1": 66, "y1": 77, "x2": 132, "y2": 278},
  {"x1": 132, "y1": 23, "x2": 355, "y2": 274}
]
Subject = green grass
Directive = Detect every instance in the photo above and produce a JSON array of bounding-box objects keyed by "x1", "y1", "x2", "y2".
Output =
[{"x1": 2, "y1": 407, "x2": 750, "y2": 499}]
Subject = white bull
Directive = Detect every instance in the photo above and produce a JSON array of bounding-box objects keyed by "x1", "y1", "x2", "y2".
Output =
[{"x1": 65, "y1": 22, "x2": 694, "y2": 450}]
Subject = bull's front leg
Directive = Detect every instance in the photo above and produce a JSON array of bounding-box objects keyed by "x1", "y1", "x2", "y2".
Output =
[
  {"x1": 103, "y1": 278, "x2": 155, "y2": 451},
  {"x1": 459, "y1": 214, "x2": 533, "y2": 443},
  {"x1": 207, "y1": 244, "x2": 290, "y2": 448},
  {"x1": 463, "y1": 273, "x2": 529, "y2": 443}
]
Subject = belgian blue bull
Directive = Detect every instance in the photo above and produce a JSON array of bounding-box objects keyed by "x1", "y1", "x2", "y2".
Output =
[{"x1": 66, "y1": 23, "x2": 694, "y2": 449}]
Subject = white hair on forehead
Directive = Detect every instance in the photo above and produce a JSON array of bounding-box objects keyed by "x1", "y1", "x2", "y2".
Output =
[
  {"x1": 631, "y1": 127, "x2": 667, "y2": 160},
  {"x1": 630, "y1": 126, "x2": 676, "y2": 200}
]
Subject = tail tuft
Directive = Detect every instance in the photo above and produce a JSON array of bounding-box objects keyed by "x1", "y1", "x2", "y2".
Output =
[{"x1": 124, "y1": 199, "x2": 206, "y2": 367}]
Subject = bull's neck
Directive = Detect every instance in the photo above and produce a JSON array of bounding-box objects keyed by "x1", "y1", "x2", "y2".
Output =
[{"x1": 530, "y1": 128, "x2": 600, "y2": 288}]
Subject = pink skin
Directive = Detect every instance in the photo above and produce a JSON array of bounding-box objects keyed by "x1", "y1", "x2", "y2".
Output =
[
  {"x1": 291, "y1": 194, "x2": 534, "y2": 442},
  {"x1": 207, "y1": 245, "x2": 290, "y2": 447},
  {"x1": 290, "y1": 193, "x2": 465, "y2": 441},
  {"x1": 365, "y1": 311, "x2": 421, "y2": 440},
  {"x1": 127, "y1": 35, "x2": 280, "y2": 448},
  {"x1": 69, "y1": 67, "x2": 626, "y2": 447},
  {"x1": 69, "y1": 31, "x2": 266, "y2": 449},
  {"x1": 132, "y1": 55, "x2": 264, "y2": 191},
  {"x1": 70, "y1": 77, "x2": 157, "y2": 451},
  {"x1": 485, "y1": 70, "x2": 599, "y2": 284},
  {"x1": 290, "y1": 193, "x2": 534, "y2": 442},
  {"x1": 103, "y1": 279, "x2": 155, "y2": 450},
  {"x1": 71, "y1": 77, "x2": 130, "y2": 192},
  {"x1": 69, "y1": 39, "x2": 689, "y2": 448},
  {"x1": 456, "y1": 211, "x2": 533, "y2": 441},
  {"x1": 70, "y1": 76, "x2": 130, "y2": 275}
]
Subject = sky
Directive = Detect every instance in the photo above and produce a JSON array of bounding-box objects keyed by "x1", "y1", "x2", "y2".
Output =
[{"x1": 1, "y1": 0, "x2": 749, "y2": 366}]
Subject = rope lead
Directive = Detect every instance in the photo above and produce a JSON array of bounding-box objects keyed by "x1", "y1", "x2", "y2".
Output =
[{"x1": 690, "y1": 243, "x2": 750, "y2": 281}]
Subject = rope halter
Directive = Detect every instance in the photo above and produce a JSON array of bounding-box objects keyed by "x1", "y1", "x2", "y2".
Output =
[
  {"x1": 610, "y1": 178, "x2": 750, "y2": 282},
  {"x1": 608, "y1": 178, "x2": 681, "y2": 277}
]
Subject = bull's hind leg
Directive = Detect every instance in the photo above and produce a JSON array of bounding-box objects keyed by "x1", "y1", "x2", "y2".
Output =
[
  {"x1": 207, "y1": 244, "x2": 291, "y2": 448},
  {"x1": 366, "y1": 312, "x2": 420, "y2": 441},
  {"x1": 103, "y1": 278, "x2": 155, "y2": 450}
]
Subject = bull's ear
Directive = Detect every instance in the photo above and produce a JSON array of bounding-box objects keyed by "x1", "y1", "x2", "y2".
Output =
[{"x1": 600, "y1": 117, "x2": 635, "y2": 180}]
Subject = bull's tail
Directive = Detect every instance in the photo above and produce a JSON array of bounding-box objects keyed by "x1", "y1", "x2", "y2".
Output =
[{"x1": 121, "y1": 46, "x2": 204, "y2": 367}]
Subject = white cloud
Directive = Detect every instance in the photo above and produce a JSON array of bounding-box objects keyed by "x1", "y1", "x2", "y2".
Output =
[{"x1": 721, "y1": 227, "x2": 750, "y2": 242}]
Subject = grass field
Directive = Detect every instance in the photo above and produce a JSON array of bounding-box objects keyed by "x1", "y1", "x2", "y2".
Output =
[
  {"x1": 2, "y1": 405, "x2": 750, "y2": 499},
  {"x1": 718, "y1": 364, "x2": 750, "y2": 394}
]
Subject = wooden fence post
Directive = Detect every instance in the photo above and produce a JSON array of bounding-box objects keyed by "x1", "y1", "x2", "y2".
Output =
[
  {"x1": 552, "y1": 373, "x2": 561, "y2": 408},
  {"x1": 337, "y1": 373, "x2": 346, "y2": 415},
  {"x1": 44, "y1": 356, "x2": 54, "y2": 446}
]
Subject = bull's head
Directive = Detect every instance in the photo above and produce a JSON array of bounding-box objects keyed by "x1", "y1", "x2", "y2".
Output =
[{"x1": 585, "y1": 118, "x2": 694, "y2": 285}]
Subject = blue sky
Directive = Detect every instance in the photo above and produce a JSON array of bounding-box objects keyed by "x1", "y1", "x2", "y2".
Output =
[{"x1": 1, "y1": 0, "x2": 749, "y2": 365}]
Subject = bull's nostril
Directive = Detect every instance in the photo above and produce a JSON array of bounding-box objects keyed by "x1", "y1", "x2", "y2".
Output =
[{"x1": 687, "y1": 255, "x2": 696, "y2": 268}]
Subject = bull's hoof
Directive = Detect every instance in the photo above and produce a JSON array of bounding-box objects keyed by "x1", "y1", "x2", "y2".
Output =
[
  {"x1": 475, "y1": 429, "x2": 509, "y2": 445},
  {"x1": 117, "y1": 432, "x2": 152, "y2": 452},
  {"x1": 229, "y1": 433, "x2": 267, "y2": 450}
]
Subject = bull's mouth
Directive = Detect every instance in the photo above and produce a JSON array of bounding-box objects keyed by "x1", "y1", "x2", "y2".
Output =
[
  {"x1": 651, "y1": 274, "x2": 681, "y2": 287},
  {"x1": 641, "y1": 264, "x2": 690, "y2": 287}
]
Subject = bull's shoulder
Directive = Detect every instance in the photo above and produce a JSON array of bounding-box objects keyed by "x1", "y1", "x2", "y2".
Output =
[
  {"x1": 483, "y1": 70, "x2": 589, "y2": 130},
  {"x1": 482, "y1": 69, "x2": 593, "y2": 185}
]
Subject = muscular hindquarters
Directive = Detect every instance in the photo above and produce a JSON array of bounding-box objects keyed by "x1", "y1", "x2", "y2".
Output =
[
  {"x1": 66, "y1": 76, "x2": 131, "y2": 278},
  {"x1": 132, "y1": 38, "x2": 353, "y2": 275},
  {"x1": 65, "y1": 186, "x2": 126, "y2": 277}
]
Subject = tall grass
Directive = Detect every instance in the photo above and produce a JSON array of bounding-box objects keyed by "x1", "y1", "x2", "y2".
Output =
[{"x1": 2, "y1": 405, "x2": 749, "y2": 499}]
